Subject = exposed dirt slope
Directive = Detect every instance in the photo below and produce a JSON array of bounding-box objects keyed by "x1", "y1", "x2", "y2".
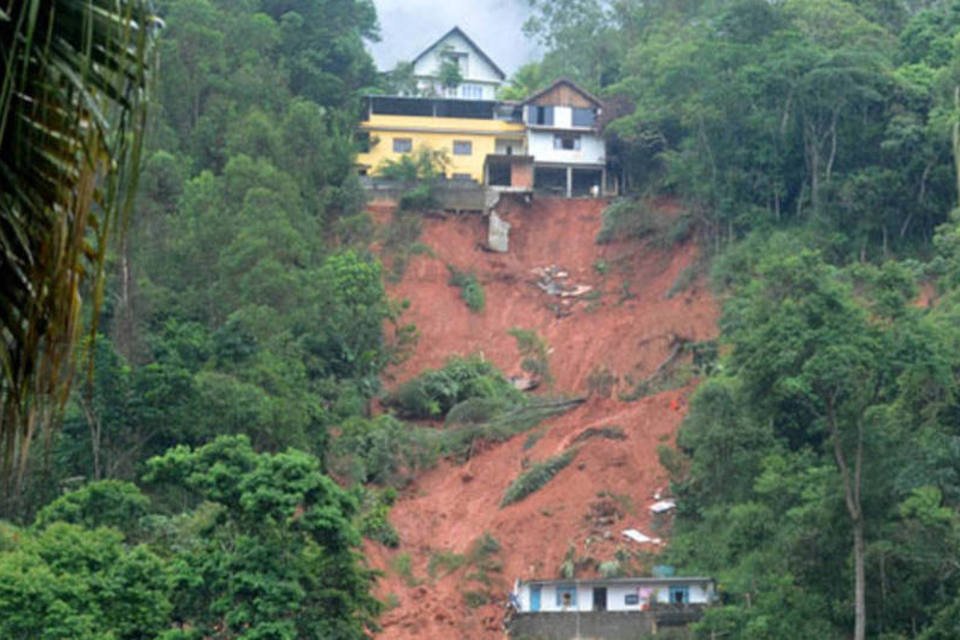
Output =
[{"x1": 367, "y1": 196, "x2": 719, "y2": 639}]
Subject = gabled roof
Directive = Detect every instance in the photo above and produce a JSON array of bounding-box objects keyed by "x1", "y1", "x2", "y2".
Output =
[
  {"x1": 523, "y1": 78, "x2": 603, "y2": 108},
  {"x1": 411, "y1": 26, "x2": 506, "y2": 81}
]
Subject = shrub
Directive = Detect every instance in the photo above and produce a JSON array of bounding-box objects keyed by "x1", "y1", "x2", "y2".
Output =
[
  {"x1": 596, "y1": 198, "x2": 663, "y2": 244},
  {"x1": 598, "y1": 559, "x2": 623, "y2": 578},
  {"x1": 399, "y1": 183, "x2": 436, "y2": 211},
  {"x1": 358, "y1": 488, "x2": 400, "y2": 548},
  {"x1": 384, "y1": 356, "x2": 521, "y2": 419},
  {"x1": 328, "y1": 414, "x2": 436, "y2": 486},
  {"x1": 448, "y1": 266, "x2": 485, "y2": 312},
  {"x1": 509, "y1": 328, "x2": 552, "y2": 384},
  {"x1": 501, "y1": 449, "x2": 578, "y2": 507}
]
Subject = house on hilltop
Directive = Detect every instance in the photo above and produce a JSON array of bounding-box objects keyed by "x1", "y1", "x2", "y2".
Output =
[
  {"x1": 522, "y1": 79, "x2": 607, "y2": 198},
  {"x1": 410, "y1": 26, "x2": 506, "y2": 100},
  {"x1": 358, "y1": 27, "x2": 615, "y2": 197}
]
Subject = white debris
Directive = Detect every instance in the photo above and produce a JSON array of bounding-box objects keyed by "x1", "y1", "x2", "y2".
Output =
[
  {"x1": 622, "y1": 529, "x2": 662, "y2": 545},
  {"x1": 649, "y1": 499, "x2": 677, "y2": 514}
]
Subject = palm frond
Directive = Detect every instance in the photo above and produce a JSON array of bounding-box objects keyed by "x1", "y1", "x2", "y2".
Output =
[{"x1": 0, "y1": 0, "x2": 157, "y2": 498}]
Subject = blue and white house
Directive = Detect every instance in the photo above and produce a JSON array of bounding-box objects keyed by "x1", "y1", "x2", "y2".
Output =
[{"x1": 513, "y1": 576, "x2": 716, "y2": 613}]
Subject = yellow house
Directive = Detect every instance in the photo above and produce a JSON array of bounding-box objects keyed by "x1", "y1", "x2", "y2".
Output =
[{"x1": 357, "y1": 96, "x2": 525, "y2": 182}]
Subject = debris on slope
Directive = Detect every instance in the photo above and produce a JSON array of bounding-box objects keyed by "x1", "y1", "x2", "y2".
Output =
[{"x1": 369, "y1": 196, "x2": 719, "y2": 640}]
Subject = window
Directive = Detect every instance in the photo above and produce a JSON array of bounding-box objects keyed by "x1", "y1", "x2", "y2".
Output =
[
  {"x1": 393, "y1": 138, "x2": 412, "y2": 153},
  {"x1": 533, "y1": 105, "x2": 554, "y2": 126},
  {"x1": 452, "y1": 172, "x2": 472, "y2": 181},
  {"x1": 554, "y1": 134, "x2": 581, "y2": 151},
  {"x1": 669, "y1": 586, "x2": 690, "y2": 604},
  {"x1": 555, "y1": 585, "x2": 577, "y2": 608},
  {"x1": 572, "y1": 107, "x2": 597, "y2": 128},
  {"x1": 442, "y1": 51, "x2": 468, "y2": 75},
  {"x1": 461, "y1": 83, "x2": 483, "y2": 99},
  {"x1": 624, "y1": 594, "x2": 640, "y2": 606},
  {"x1": 453, "y1": 140, "x2": 472, "y2": 155}
]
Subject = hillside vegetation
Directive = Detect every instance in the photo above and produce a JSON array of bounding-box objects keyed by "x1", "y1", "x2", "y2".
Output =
[{"x1": 5, "y1": 1, "x2": 960, "y2": 639}]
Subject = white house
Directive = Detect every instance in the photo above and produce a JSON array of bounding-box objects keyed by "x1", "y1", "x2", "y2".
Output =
[
  {"x1": 512, "y1": 576, "x2": 716, "y2": 613},
  {"x1": 411, "y1": 26, "x2": 506, "y2": 100},
  {"x1": 520, "y1": 79, "x2": 608, "y2": 197}
]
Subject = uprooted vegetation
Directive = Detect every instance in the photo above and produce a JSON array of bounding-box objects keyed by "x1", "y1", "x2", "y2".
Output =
[
  {"x1": 501, "y1": 448, "x2": 579, "y2": 507},
  {"x1": 329, "y1": 357, "x2": 586, "y2": 490}
]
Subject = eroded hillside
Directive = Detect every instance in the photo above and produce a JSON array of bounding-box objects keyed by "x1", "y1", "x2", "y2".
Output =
[{"x1": 367, "y1": 196, "x2": 719, "y2": 639}]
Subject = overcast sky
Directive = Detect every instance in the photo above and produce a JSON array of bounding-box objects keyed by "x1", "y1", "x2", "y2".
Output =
[{"x1": 368, "y1": 0, "x2": 541, "y2": 77}]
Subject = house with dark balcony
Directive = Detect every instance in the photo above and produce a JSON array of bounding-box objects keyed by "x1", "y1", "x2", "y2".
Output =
[{"x1": 507, "y1": 576, "x2": 715, "y2": 640}]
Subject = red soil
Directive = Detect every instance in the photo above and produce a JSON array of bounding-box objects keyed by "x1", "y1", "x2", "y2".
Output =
[{"x1": 366, "y1": 196, "x2": 719, "y2": 639}]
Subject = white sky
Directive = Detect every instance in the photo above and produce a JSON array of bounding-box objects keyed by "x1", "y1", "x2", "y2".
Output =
[{"x1": 368, "y1": 0, "x2": 541, "y2": 77}]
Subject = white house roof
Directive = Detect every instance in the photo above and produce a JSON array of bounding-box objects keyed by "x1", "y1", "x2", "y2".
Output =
[{"x1": 411, "y1": 26, "x2": 507, "y2": 81}]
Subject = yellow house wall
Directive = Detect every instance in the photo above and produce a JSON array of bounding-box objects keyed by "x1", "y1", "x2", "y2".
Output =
[{"x1": 358, "y1": 114, "x2": 524, "y2": 183}]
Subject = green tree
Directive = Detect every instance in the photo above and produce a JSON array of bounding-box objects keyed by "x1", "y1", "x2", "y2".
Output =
[
  {"x1": 498, "y1": 62, "x2": 548, "y2": 100},
  {"x1": 0, "y1": 522, "x2": 171, "y2": 639},
  {"x1": 143, "y1": 435, "x2": 380, "y2": 639}
]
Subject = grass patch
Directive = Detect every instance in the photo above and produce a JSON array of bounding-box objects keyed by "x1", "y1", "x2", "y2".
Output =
[
  {"x1": 463, "y1": 590, "x2": 491, "y2": 608},
  {"x1": 598, "y1": 490, "x2": 635, "y2": 516},
  {"x1": 383, "y1": 593, "x2": 401, "y2": 611},
  {"x1": 428, "y1": 550, "x2": 467, "y2": 578},
  {"x1": 390, "y1": 552, "x2": 422, "y2": 586},
  {"x1": 501, "y1": 449, "x2": 578, "y2": 507},
  {"x1": 448, "y1": 266, "x2": 485, "y2": 312},
  {"x1": 465, "y1": 532, "x2": 502, "y2": 585}
]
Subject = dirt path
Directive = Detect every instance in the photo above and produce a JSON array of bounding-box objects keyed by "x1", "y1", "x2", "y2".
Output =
[{"x1": 368, "y1": 196, "x2": 719, "y2": 639}]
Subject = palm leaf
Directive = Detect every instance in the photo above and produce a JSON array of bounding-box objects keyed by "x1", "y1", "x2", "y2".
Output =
[{"x1": 0, "y1": 0, "x2": 157, "y2": 499}]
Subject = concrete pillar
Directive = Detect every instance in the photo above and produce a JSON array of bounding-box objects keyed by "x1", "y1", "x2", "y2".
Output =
[{"x1": 566, "y1": 166, "x2": 573, "y2": 198}]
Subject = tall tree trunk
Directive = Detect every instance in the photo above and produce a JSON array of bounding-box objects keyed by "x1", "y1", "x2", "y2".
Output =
[
  {"x1": 852, "y1": 512, "x2": 866, "y2": 640},
  {"x1": 828, "y1": 398, "x2": 866, "y2": 640}
]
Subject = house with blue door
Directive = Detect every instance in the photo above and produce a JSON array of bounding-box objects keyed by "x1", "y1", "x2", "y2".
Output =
[
  {"x1": 514, "y1": 576, "x2": 715, "y2": 613},
  {"x1": 507, "y1": 576, "x2": 715, "y2": 640}
]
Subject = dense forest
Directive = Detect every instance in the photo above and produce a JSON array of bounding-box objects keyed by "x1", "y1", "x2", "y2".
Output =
[{"x1": 4, "y1": 0, "x2": 960, "y2": 638}]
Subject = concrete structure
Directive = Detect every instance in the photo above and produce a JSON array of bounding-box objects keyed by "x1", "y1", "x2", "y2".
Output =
[
  {"x1": 523, "y1": 79, "x2": 608, "y2": 198},
  {"x1": 507, "y1": 609, "x2": 703, "y2": 640},
  {"x1": 514, "y1": 577, "x2": 715, "y2": 613},
  {"x1": 411, "y1": 27, "x2": 506, "y2": 100}
]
